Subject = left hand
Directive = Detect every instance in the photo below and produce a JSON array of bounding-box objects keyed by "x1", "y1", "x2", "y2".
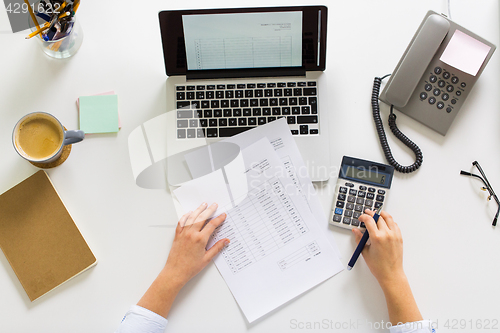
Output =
[{"x1": 162, "y1": 203, "x2": 230, "y2": 289}]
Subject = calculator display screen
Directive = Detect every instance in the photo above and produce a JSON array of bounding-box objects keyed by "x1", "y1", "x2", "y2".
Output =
[{"x1": 344, "y1": 166, "x2": 388, "y2": 186}]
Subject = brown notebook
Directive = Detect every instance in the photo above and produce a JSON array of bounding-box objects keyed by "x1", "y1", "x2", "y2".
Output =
[{"x1": 0, "y1": 170, "x2": 97, "y2": 301}]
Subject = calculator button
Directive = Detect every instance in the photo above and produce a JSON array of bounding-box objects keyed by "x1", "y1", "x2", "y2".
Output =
[
  {"x1": 342, "y1": 217, "x2": 351, "y2": 225},
  {"x1": 368, "y1": 188, "x2": 376, "y2": 193},
  {"x1": 345, "y1": 183, "x2": 354, "y2": 188},
  {"x1": 355, "y1": 205, "x2": 363, "y2": 212},
  {"x1": 345, "y1": 210, "x2": 353, "y2": 218},
  {"x1": 346, "y1": 203, "x2": 354, "y2": 210},
  {"x1": 356, "y1": 198, "x2": 364, "y2": 205},
  {"x1": 366, "y1": 193, "x2": 375, "y2": 200},
  {"x1": 338, "y1": 193, "x2": 346, "y2": 201},
  {"x1": 347, "y1": 196, "x2": 356, "y2": 203},
  {"x1": 357, "y1": 191, "x2": 366, "y2": 198},
  {"x1": 349, "y1": 189, "x2": 357, "y2": 196},
  {"x1": 377, "y1": 189, "x2": 386, "y2": 195},
  {"x1": 434, "y1": 67, "x2": 442, "y2": 74},
  {"x1": 429, "y1": 75, "x2": 437, "y2": 83},
  {"x1": 353, "y1": 212, "x2": 361, "y2": 219},
  {"x1": 336, "y1": 201, "x2": 345, "y2": 208},
  {"x1": 335, "y1": 208, "x2": 343, "y2": 215},
  {"x1": 332, "y1": 215, "x2": 342, "y2": 223},
  {"x1": 339, "y1": 187, "x2": 348, "y2": 194},
  {"x1": 374, "y1": 202, "x2": 383, "y2": 209},
  {"x1": 360, "y1": 222, "x2": 366, "y2": 228},
  {"x1": 451, "y1": 76, "x2": 459, "y2": 84},
  {"x1": 365, "y1": 200, "x2": 374, "y2": 207},
  {"x1": 359, "y1": 186, "x2": 367, "y2": 191},
  {"x1": 443, "y1": 71, "x2": 450, "y2": 79},
  {"x1": 364, "y1": 206, "x2": 372, "y2": 213},
  {"x1": 376, "y1": 195, "x2": 385, "y2": 202},
  {"x1": 351, "y1": 219, "x2": 360, "y2": 227},
  {"x1": 461, "y1": 82, "x2": 466, "y2": 88}
]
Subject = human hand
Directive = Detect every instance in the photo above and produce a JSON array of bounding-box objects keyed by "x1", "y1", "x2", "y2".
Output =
[
  {"x1": 351, "y1": 210, "x2": 405, "y2": 289},
  {"x1": 162, "y1": 203, "x2": 230, "y2": 289}
]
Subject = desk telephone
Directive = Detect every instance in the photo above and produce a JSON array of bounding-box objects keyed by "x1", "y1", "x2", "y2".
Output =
[{"x1": 373, "y1": 11, "x2": 496, "y2": 173}]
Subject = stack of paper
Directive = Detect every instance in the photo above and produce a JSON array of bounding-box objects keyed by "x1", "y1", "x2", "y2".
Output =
[{"x1": 173, "y1": 119, "x2": 343, "y2": 323}]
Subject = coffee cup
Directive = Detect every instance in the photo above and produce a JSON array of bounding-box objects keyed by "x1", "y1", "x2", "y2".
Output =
[{"x1": 13, "y1": 112, "x2": 84, "y2": 164}]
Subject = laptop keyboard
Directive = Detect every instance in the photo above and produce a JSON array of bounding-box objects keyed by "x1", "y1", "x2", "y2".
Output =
[{"x1": 175, "y1": 81, "x2": 319, "y2": 139}]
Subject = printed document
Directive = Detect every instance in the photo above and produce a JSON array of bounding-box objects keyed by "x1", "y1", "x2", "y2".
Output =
[
  {"x1": 184, "y1": 118, "x2": 340, "y2": 256},
  {"x1": 174, "y1": 138, "x2": 343, "y2": 322}
]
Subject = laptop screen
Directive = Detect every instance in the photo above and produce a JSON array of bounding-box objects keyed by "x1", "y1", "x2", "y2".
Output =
[
  {"x1": 159, "y1": 6, "x2": 327, "y2": 77},
  {"x1": 182, "y1": 12, "x2": 303, "y2": 71}
]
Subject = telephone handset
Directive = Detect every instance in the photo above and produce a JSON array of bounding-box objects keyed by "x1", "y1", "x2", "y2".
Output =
[{"x1": 372, "y1": 11, "x2": 495, "y2": 173}]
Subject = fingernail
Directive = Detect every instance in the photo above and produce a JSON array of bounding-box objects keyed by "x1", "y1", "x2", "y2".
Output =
[
  {"x1": 224, "y1": 240, "x2": 230, "y2": 246},
  {"x1": 212, "y1": 203, "x2": 218, "y2": 208},
  {"x1": 201, "y1": 202, "x2": 207, "y2": 207},
  {"x1": 219, "y1": 212, "x2": 226, "y2": 218}
]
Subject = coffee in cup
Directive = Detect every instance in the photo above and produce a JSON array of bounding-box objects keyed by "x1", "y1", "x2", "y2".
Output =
[{"x1": 13, "y1": 112, "x2": 84, "y2": 164}]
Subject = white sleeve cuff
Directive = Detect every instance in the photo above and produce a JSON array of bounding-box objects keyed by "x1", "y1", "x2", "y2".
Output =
[
  {"x1": 389, "y1": 320, "x2": 436, "y2": 333},
  {"x1": 115, "y1": 305, "x2": 168, "y2": 333}
]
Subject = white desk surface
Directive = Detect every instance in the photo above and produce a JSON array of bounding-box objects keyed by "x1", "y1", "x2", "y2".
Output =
[{"x1": 1, "y1": 1, "x2": 499, "y2": 332}]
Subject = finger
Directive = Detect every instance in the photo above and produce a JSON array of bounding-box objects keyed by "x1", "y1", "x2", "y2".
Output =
[
  {"x1": 192, "y1": 203, "x2": 218, "y2": 230},
  {"x1": 358, "y1": 212, "x2": 379, "y2": 237},
  {"x1": 206, "y1": 238, "x2": 230, "y2": 261},
  {"x1": 380, "y1": 211, "x2": 396, "y2": 230},
  {"x1": 185, "y1": 203, "x2": 208, "y2": 227},
  {"x1": 178, "y1": 211, "x2": 192, "y2": 230},
  {"x1": 351, "y1": 228, "x2": 364, "y2": 244},
  {"x1": 201, "y1": 213, "x2": 227, "y2": 237},
  {"x1": 366, "y1": 208, "x2": 390, "y2": 232}
]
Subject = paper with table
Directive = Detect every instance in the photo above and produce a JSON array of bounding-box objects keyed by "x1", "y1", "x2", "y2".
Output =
[{"x1": 173, "y1": 119, "x2": 343, "y2": 322}]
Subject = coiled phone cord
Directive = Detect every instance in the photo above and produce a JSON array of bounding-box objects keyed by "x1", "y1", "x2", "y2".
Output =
[{"x1": 371, "y1": 75, "x2": 423, "y2": 173}]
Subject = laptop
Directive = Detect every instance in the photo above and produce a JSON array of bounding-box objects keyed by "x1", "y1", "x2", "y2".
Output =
[{"x1": 158, "y1": 6, "x2": 331, "y2": 182}]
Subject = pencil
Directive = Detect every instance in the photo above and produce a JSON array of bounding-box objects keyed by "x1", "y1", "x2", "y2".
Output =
[
  {"x1": 24, "y1": 0, "x2": 43, "y2": 39},
  {"x1": 26, "y1": 22, "x2": 50, "y2": 39},
  {"x1": 73, "y1": 0, "x2": 80, "y2": 14}
]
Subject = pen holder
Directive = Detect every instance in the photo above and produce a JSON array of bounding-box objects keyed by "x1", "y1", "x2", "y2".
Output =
[{"x1": 28, "y1": 10, "x2": 83, "y2": 59}]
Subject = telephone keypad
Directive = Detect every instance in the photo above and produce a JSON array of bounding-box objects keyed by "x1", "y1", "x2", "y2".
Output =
[{"x1": 421, "y1": 66, "x2": 466, "y2": 114}]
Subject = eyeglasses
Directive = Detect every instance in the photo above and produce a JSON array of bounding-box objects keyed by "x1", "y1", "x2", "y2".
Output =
[{"x1": 460, "y1": 161, "x2": 499, "y2": 227}]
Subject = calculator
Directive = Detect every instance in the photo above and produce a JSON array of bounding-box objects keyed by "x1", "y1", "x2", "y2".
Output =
[{"x1": 329, "y1": 156, "x2": 394, "y2": 230}]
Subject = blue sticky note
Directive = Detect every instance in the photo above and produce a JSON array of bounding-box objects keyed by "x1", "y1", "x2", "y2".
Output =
[{"x1": 79, "y1": 95, "x2": 119, "y2": 134}]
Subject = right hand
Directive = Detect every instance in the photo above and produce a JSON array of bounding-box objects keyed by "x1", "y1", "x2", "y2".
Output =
[{"x1": 352, "y1": 210, "x2": 405, "y2": 287}]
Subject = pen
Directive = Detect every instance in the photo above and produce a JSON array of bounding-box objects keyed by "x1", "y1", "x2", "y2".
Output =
[{"x1": 347, "y1": 205, "x2": 383, "y2": 271}]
